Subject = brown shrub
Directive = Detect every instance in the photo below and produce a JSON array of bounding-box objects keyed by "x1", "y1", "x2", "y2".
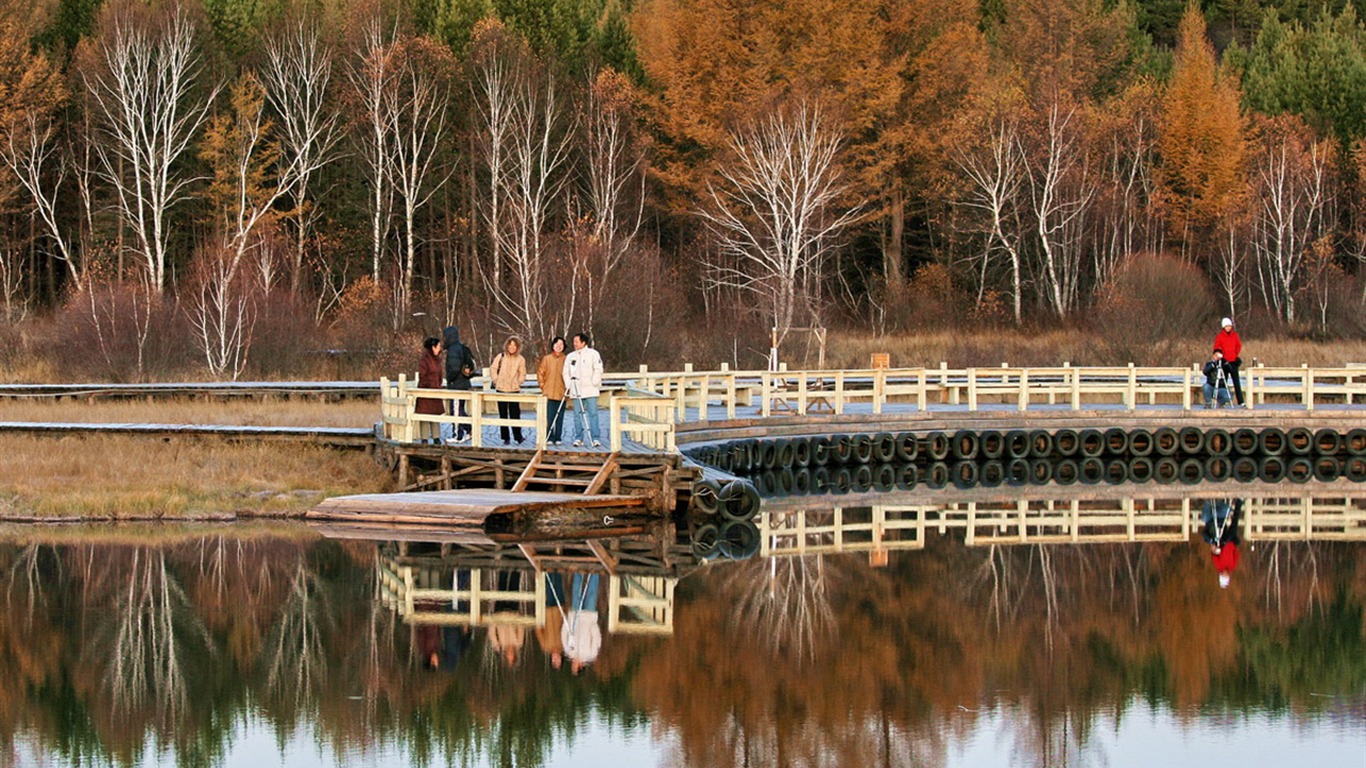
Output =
[{"x1": 1090, "y1": 253, "x2": 1214, "y2": 365}]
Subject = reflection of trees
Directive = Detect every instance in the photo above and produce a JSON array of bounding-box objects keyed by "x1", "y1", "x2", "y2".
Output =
[
  {"x1": 718, "y1": 555, "x2": 836, "y2": 662},
  {"x1": 262, "y1": 558, "x2": 334, "y2": 714}
]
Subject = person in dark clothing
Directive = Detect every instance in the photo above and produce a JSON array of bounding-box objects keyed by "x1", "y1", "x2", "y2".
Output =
[
  {"x1": 442, "y1": 325, "x2": 476, "y2": 444},
  {"x1": 1202, "y1": 349, "x2": 1233, "y2": 408},
  {"x1": 1200, "y1": 498, "x2": 1242, "y2": 589},
  {"x1": 416, "y1": 337, "x2": 444, "y2": 441}
]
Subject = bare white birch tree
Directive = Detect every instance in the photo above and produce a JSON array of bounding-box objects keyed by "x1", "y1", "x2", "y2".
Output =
[
  {"x1": 0, "y1": 114, "x2": 83, "y2": 288},
  {"x1": 699, "y1": 100, "x2": 859, "y2": 356},
  {"x1": 259, "y1": 16, "x2": 343, "y2": 294},
  {"x1": 1025, "y1": 101, "x2": 1094, "y2": 319},
  {"x1": 81, "y1": 3, "x2": 217, "y2": 294},
  {"x1": 470, "y1": 19, "x2": 525, "y2": 292},
  {"x1": 347, "y1": 16, "x2": 400, "y2": 284},
  {"x1": 954, "y1": 111, "x2": 1026, "y2": 324}
]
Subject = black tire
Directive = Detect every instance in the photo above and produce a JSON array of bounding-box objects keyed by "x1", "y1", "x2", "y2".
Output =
[
  {"x1": 834, "y1": 435, "x2": 856, "y2": 465},
  {"x1": 831, "y1": 467, "x2": 852, "y2": 494},
  {"x1": 753, "y1": 471, "x2": 776, "y2": 498},
  {"x1": 793, "y1": 468, "x2": 813, "y2": 495},
  {"x1": 1029, "y1": 459, "x2": 1053, "y2": 485},
  {"x1": 1286, "y1": 426, "x2": 1313, "y2": 456},
  {"x1": 1127, "y1": 457, "x2": 1154, "y2": 483},
  {"x1": 811, "y1": 466, "x2": 832, "y2": 493},
  {"x1": 1345, "y1": 456, "x2": 1366, "y2": 482},
  {"x1": 1257, "y1": 456, "x2": 1286, "y2": 483},
  {"x1": 1078, "y1": 429, "x2": 1105, "y2": 458},
  {"x1": 812, "y1": 436, "x2": 834, "y2": 466},
  {"x1": 851, "y1": 463, "x2": 874, "y2": 493},
  {"x1": 690, "y1": 523, "x2": 720, "y2": 560},
  {"x1": 776, "y1": 439, "x2": 797, "y2": 469},
  {"x1": 1079, "y1": 457, "x2": 1104, "y2": 484},
  {"x1": 1203, "y1": 456, "x2": 1232, "y2": 482},
  {"x1": 1104, "y1": 428, "x2": 1129, "y2": 456},
  {"x1": 852, "y1": 434, "x2": 876, "y2": 464},
  {"x1": 894, "y1": 432, "x2": 919, "y2": 462},
  {"x1": 1205, "y1": 428, "x2": 1232, "y2": 457},
  {"x1": 1313, "y1": 429, "x2": 1342, "y2": 456},
  {"x1": 719, "y1": 479, "x2": 761, "y2": 521},
  {"x1": 715, "y1": 449, "x2": 733, "y2": 474},
  {"x1": 717, "y1": 520, "x2": 760, "y2": 560},
  {"x1": 872, "y1": 432, "x2": 897, "y2": 463},
  {"x1": 792, "y1": 437, "x2": 813, "y2": 468},
  {"x1": 758, "y1": 440, "x2": 779, "y2": 469},
  {"x1": 1347, "y1": 428, "x2": 1366, "y2": 457},
  {"x1": 925, "y1": 432, "x2": 951, "y2": 461},
  {"x1": 980, "y1": 430, "x2": 1006, "y2": 460},
  {"x1": 923, "y1": 462, "x2": 949, "y2": 489},
  {"x1": 1313, "y1": 456, "x2": 1341, "y2": 482},
  {"x1": 775, "y1": 468, "x2": 797, "y2": 496},
  {"x1": 952, "y1": 430, "x2": 981, "y2": 461},
  {"x1": 1231, "y1": 456, "x2": 1258, "y2": 483},
  {"x1": 1104, "y1": 459, "x2": 1128, "y2": 484},
  {"x1": 1054, "y1": 459, "x2": 1080, "y2": 485},
  {"x1": 895, "y1": 463, "x2": 918, "y2": 490},
  {"x1": 1154, "y1": 457, "x2": 1179, "y2": 484},
  {"x1": 692, "y1": 478, "x2": 722, "y2": 515},
  {"x1": 1232, "y1": 428, "x2": 1259, "y2": 456},
  {"x1": 1006, "y1": 458, "x2": 1030, "y2": 486},
  {"x1": 1053, "y1": 429, "x2": 1079, "y2": 457},
  {"x1": 1178, "y1": 427, "x2": 1205, "y2": 455},
  {"x1": 1128, "y1": 429, "x2": 1154, "y2": 458},
  {"x1": 952, "y1": 461, "x2": 980, "y2": 489},
  {"x1": 1006, "y1": 430, "x2": 1031, "y2": 460},
  {"x1": 1028, "y1": 430, "x2": 1054, "y2": 459},
  {"x1": 1286, "y1": 457, "x2": 1313, "y2": 483},
  {"x1": 872, "y1": 463, "x2": 897, "y2": 493},
  {"x1": 1258, "y1": 428, "x2": 1286, "y2": 456},
  {"x1": 1153, "y1": 428, "x2": 1180, "y2": 457},
  {"x1": 1178, "y1": 458, "x2": 1204, "y2": 484},
  {"x1": 980, "y1": 461, "x2": 1005, "y2": 487}
]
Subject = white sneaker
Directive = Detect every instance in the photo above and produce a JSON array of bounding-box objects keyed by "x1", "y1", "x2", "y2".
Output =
[
  {"x1": 592, "y1": 441, "x2": 602, "y2": 448},
  {"x1": 572, "y1": 440, "x2": 583, "y2": 447}
]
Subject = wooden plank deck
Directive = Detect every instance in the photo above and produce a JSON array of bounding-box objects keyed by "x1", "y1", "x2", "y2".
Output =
[{"x1": 308, "y1": 488, "x2": 647, "y2": 526}]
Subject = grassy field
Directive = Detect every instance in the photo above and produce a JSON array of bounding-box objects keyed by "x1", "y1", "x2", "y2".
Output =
[
  {"x1": 0, "y1": 434, "x2": 392, "y2": 519},
  {"x1": 0, "y1": 397, "x2": 378, "y2": 426}
]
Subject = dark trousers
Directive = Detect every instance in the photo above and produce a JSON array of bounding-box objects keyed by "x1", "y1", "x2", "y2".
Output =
[
  {"x1": 1228, "y1": 358, "x2": 1244, "y2": 405},
  {"x1": 498, "y1": 400, "x2": 523, "y2": 443},
  {"x1": 545, "y1": 399, "x2": 565, "y2": 442},
  {"x1": 449, "y1": 394, "x2": 469, "y2": 439}
]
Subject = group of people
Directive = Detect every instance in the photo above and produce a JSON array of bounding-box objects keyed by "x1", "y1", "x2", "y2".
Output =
[
  {"x1": 1202, "y1": 317, "x2": 1245, "y2": 408},
  {"x1": 416, "y1": 326, "x2": 606, "y2": 448}
]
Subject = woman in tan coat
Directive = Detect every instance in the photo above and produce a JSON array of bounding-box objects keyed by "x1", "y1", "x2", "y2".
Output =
[
  {"x1": 537, "y1": 336, "x2": 567, "y2": 445},
  {"x1": 490, "y1": 336, "x2": 527, "y2": 444}
]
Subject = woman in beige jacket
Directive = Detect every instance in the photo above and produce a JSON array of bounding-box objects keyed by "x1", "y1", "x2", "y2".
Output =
[
  {"x1": 537, "y1": 336, "x2": 567, "y2": 445},
  {"x1": 490, "y1": 336, "x2": 527, "y2": 444}
]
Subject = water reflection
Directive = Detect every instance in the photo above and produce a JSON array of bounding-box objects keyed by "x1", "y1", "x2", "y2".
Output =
[{"x1": 1, "y1": 490, "x2": 1363, "y2": 767}]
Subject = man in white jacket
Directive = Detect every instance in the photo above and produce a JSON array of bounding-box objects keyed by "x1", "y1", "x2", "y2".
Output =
[{"x1": 562, "y1": 332, "x2": 604, "y2": 448}]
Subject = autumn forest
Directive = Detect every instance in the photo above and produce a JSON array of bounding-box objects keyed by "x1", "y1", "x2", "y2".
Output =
[{"x1": 2, "y1": 0, "x2": 1366, "y2": 380}]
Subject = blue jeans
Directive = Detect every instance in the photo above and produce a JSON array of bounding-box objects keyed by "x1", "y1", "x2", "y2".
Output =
[
  {"x1": 571, "y1": 573, "x2": 599, "y2": 612},
  {"x1": 1203, "y1": 383, "x2": 1230, "y2": 407},
  {"x1": 572, "y1": 396, "x2": 600, "y2": 444},
  {"x1": 545, "y1": 399, "x2": 566, "y2": 442}
]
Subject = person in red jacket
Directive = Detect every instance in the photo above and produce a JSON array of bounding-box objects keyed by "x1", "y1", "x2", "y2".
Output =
[
  {"x1": 1212, "y1": 317, "x2": 1244, "y2": 406},
  {"x1": 1201, "y1": 499, "x2": 1241, "y2": 589}
]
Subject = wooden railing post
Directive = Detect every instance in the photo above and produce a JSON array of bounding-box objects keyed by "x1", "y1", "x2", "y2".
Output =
[
  {"x1": 609, "y1": 392, "x2": 623, "y2": 451},
  {"x1": 1304, "y1": 364, "x2": 1314, "y2": 412},
  {"x1": 535, "y1": 395, "x2": 548, "y2": 448},
  {"x1": 1126, "y1": 364, "x2": 1137, "y2": 411},
  {"x1": 834, "y1": 370, "x2": 846, "y2": 414},
  {"x1": 470, "y1": 391, "x2": 484, "y2": 447},
  {"x1": 1018, "y1": 368, "x2": 1029, "y2": 411},
  {"x1": 726, "y1": 370, "x2": 737, "y2": 419},
  {"x1": 1182, "y1": 367, "x2": 1193, "y2": 411},
  {"x1": 966, "y1": 368, "x2": 978, "y2": 411},
  {"x1": 915, "y1": 369, "x2": 927, "y2": 412},
  {"x1": 874, "y1": 367, "x2": 886, "y2": 414},
  {"x1": 761, "y1": 372, "x2": 772, "y2": 417}
]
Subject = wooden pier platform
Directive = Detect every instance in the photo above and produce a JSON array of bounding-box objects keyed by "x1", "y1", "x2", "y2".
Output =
[{"x1": 308, "y1": 488, "x2": 646, "y2": 527}]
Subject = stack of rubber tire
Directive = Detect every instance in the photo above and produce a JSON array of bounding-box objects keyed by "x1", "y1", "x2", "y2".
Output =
[
  {"x1": 686, "y1": 476, "x2": 761, "y2": 561},
  {"x1": 683, "y1": 427, "x2": 1366, "y2": 498}
]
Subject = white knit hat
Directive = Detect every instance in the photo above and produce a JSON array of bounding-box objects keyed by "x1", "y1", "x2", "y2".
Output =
[
  {"x1": 1219, "y1": 572, "x2": 1231, "y2": 589},
  {"x1": 1221, "y1": 317, "x2": 1233, "y2": 328}
]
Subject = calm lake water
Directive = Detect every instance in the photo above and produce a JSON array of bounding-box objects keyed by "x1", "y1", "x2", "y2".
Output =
[{"x1": 2, "y1": 489, "x2": 1364, "y2": 767}]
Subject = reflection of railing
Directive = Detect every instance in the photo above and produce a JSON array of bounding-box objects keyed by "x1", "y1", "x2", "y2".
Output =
[
  {"x1": 378, "y1": 558, "x2": 546, "y2": 627},
  {"x1": 759, "y1": 496, "x2": 1366, "y2": 554},
  {"x1": 379, "y1": 377, "x2": 676, "y2": 450}
]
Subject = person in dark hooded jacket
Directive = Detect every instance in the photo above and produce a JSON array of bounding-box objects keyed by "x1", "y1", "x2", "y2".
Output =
[{"x1": 442, "y1": 326, "x2": 476, "y2": 443}]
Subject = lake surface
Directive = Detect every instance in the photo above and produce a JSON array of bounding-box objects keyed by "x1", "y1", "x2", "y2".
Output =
[{"x1": 2, "y1": 488, "x2": 1364, "y2": 767}]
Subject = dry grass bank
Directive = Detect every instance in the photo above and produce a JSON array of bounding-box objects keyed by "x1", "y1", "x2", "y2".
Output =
[
  {"x1": 0, "y1": 397, "x2": 378, "y2": 427},
  {"x1": 0, "y1": 435, "x2": 391, "y2": 519}
]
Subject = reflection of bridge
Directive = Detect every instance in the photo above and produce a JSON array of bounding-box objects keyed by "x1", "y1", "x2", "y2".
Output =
[{"x1": 758, "y1": 494, "x2": 1366, "y2": 557}]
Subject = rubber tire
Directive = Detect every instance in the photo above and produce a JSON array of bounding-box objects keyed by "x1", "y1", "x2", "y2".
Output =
[
  {"x1": 690, "y1": 523, "x2": 720, "y2": 560},
  {"x1": 1178, "y1": 427, "x2": 1205, "y2": 456},
  {"x1": 852, "y1": 434, "x2": 876, "y2": 464},
  {"x1": 717, "y1": 520, "x2": 760, "y2": 560},
  {"x1": 980, "y1": 430, "x2": 1005, "y2": 460},
  {"x1": 952, "y1": 461, "x2": 980, "y2": 489},
  {"x1": 1286, "y1": 457, "x2": 1312, "y2": 483},
  {"x1": 1205, "y1": 428, "x2": 1232, "y2": 457},
  {"x1": 895, "y1": 463, "x2": 918, "y2": 490},
  {"x1": 1078, "y1": 429, "x2": 1105, "y2": 458},
  {"x1": 1154, "y1": 457, "x2": 1179, "y2": 484},
  {"x1": 1347, "y1": 428, "x2": 1366, "y2": 457},
  {"x1": 1104, "y1": 459, "x2": 1128, "y2": 484},
  {"x1": 1054, "y1": 429, "x2": 1079, "y2": 457},
  {"x1": 1127, "y1": 457, "x2": 1154, "y2": 483},
  {"x1": 1314, "y1": 429, "x2": 1342, "y2": 456},
  {"x1": 1029, "y1": 459, "x2": 1053, "y2": 485},
  {"x1": 811, "y1": 466, "x2": 832, "y2": 493},
  {"x1": 791, "y1": 437, "x2": 813, "y2": 468},
  {"x1": 1232, "y1": 428, "x2": 1259, "y2": 456},
  {"x1": 1231, "y1": 456, "x2": 1258, "y2": 483},
  {"x1": 1258, "y1": 428, "x2": 1286, "y2": 456},
  {"x1": 811, "y1": 436, "x2": 834, "y2": 466},
  {"x1": 1006, "y1": 430, "x2": 1031, "y2": 460},
  {"x1": 925, "y1": 432, "x2": 951, "y2": 462},
  {"x1": 871, "y1": 432, "x2": 897, "y2": 463},
  {"x1": 1178, "y1": 458, "x2": 1204, "y2": 484},
  {"x1": 775, "y1": 468, "x2": 797, "y2": 496},
  {"x1": 872, "y1": 463, "x2": 896, "y2": 493},
  {"x1": 793, "y1": 468, "x2": 813, "y2": 495},
  {"x1": 776, "y1": 439, "x2": 797, "y2": 470},
  {"x1": 719, "y1": 479, "x2": 761, "y2": 522},
  {"x1": 1006, "y1": 459, "x2": 1030, "y2": 486},
  {"x1": 1257, "y1": 456, "x2": 1286, "y2": 483},
  {"x1": 894, "y1": 433, "x2": 919, "y2": 462},
  {"x1": 758, "y1": 440, "x2": 779, "y2": 469},
  {"x1": 1079, "y1": 457, "x2": 1105, "y2": 484},
  {"x1": 1286, "y1": 427, "x2": 1313, "y2": 456},
  {"x1": 952, "y1": 430, "x2": 981, "y2": 461},
  {"x1": 851, "y1": 463, "x2": 874, "y2": 493},
  {"x1": 1028, "y1": 430, "x2": 1054, "y2": 459},
  {"x1": 922, "y1": 462, "x2": 949, "y2": 490},
  {"x1": 692, "y1": 478, "x2": 723, "y2": 515},
  {"x1": 1203, "y1": 456, "x2": 1232, "y2": 482},
  {"x1": 1345, "y1": 456, "x2": 1366, "y2": 482},
  {"x1": 979, "y1": 461, "x2": 1005, "y2": 487},
  {"x1": 1104, "y1": 428, "x2": 1129, "y2": 456},
  {"x1": 1153, "y1": 428, "x2": 1179, "y2": 457},
  {"x1": 1054, "y1": 459, "x2": 1079, "y2": 485},
  {"x1": 1128, "y1": 429, "x2": 1154, "y2": 458},
  {"x1": 831, "y1": 467, "x2": 852, "y2": 495},
  {"x1": 834, "y1": 435, "x2": 856, "y2": 465},
  {"x1": 1313, "y1": 456, "x2": 1341, "y2": 482}
]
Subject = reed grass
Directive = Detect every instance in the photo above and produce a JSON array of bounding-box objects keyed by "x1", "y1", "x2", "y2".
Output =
[
  {"x1": 0, "y1": 398, "x2": 378, "y2": 427},
  {"x1": 0, "y1": 435, "x2": 391, "y2": 519}
]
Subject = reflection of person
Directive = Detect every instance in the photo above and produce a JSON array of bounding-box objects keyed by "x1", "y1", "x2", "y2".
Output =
[
  {"x1": 1202, "y1": 350, "x2": 1233, "y2": 408},
  {"x1": 490, "y1": 336, "x2": 527, "y2": 444},
  {"x1": 562, "y1": 333, "x2": 604, "y2": 448},
  {"x1": 561, "y1": 573, "x2": 601, "y2": 674},
  {"x1": 443, "y1": 325, "x2": 476, "y2": 444},
  {"x1": 489, "y1": 622, "x2": 526, "y2": 667},
  {"x1": 418, "y1": 625, "x2": 470, "y2": 670},
  {"x1": 1201, "y1": 499, "x2": 1242, "y2": 589},
  {"x1": 537, "y1": 572, "x2": 566, "y2": 669},
  {"x1": 537, "y1": 337, "x2": 568, "y2": 446},
  {"x1": 1212, "y1": 317, "x2": 1244, "y2": 406},
  {"x1": 416, "y1": 338, "x2": 444, "y2": 442}
]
